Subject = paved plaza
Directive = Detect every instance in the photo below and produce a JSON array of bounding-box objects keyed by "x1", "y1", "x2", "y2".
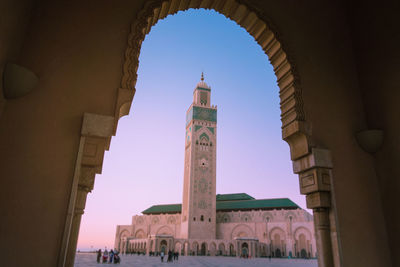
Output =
[{"x1": 75, "y1": 253, "x2": 317, "y2": 267}]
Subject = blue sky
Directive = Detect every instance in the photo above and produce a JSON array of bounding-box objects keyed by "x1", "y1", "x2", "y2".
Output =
[{"x1": 77, "y1": 9, "x2": 306, "y2": 250}]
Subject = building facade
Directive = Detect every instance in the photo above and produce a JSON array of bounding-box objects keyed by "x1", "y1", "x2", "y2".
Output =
[{"x1": 114, "y1": 75, "x2": 316, "y2": 258}]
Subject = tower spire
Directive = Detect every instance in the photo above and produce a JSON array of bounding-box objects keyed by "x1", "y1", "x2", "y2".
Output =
[{"x1": 201, "y1": 72, "x2": 204, "y2": 81}]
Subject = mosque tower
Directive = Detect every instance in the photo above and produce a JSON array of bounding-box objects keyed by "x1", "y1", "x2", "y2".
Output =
[{"x1": 181, "y1": 73, "x2": 217, "y2": 239}]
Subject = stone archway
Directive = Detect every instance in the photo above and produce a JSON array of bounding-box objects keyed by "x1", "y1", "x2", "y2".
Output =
[
  {"x1": 117, "y1": 2, "x2": 338, "y2": 266},
  {"x1": 160, "y1": 239, "x2": 168, "y2": 253},
  {"x1": 200, "y1": 242, "x2": 207, "y2": 256},
  {"x1": 209, "y1": 242, "x2": 217, "y2": 256},
  {"x1": 218, "y1": 243, "x2": 225, "y2": 256},
  {"x1": 62, "y1": 1, "x2": 339, "y2": 267},
  {"x1": 241, "y1": 242, "x2": 249, "y2": 258},
  {"x1": 174, "y1": 241, "x2": 182, "y2": 255},
  {"x1": 229, "y1": 243, "x2": 235, "y2": 256},
  {"x1": 191, "y1": 241, "x2": 199, "y2": 256}
]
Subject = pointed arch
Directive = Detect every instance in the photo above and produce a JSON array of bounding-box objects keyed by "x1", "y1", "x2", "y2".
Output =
[
  {"x1": 199, "y1": 132, "x2": 210, "y2": 142},
  {"x1": 135, "y1": 229, "x2": 146, "y2": 238},
  {"x1": 294, "y1": 226, "x2": 312, "y2": 240},
  {"x1": 231, "y1": 223, "x2": 255, "y2": 239},
  {"x1": 156, "y1": 225, "x2": 174, "y2": 235}
]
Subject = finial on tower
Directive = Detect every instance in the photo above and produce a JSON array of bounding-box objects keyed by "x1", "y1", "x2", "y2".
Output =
[{"x1": 201, "y1": 72, "x2": 204, "y2": 81}]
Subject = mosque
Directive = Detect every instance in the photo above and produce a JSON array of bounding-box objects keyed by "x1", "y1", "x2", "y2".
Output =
[{"x1": 114, "y1": 75, "x2": 316, "y2": 258}]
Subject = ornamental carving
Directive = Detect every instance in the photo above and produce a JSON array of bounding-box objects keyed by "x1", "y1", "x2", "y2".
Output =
[{"x1": 198, "y1": 200, "x2": 207, "y2": 209}]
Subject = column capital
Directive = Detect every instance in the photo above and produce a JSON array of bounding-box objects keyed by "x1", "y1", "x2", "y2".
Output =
[
  {"x1": 306, "y1": 191, "x2": 331, "y2": 209},
  {"x1": 299, "y1": 167, "x2": 332, "y2": 195}
]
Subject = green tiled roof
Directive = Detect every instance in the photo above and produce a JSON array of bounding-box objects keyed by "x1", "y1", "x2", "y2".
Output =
[
  {"x1": 142, "y1": 194, "x2": 299, "y2": 215},
  {"x1": 216, "y1": 198, "x2": 299, "y2": 211},
  {"x1": 216, "y1": 193, "x2": 254, "y2": 201},
  {"x1": 142, "y1": 204, "x2": 181, "y2": 214}
]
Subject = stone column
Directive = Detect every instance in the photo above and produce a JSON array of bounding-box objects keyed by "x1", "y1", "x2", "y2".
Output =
[
  {"x1": 293, "y1": 148, "x2": 335, "y2": 267},
  {"x1": 59, "y1": 113, "x2": 114, "y2": 267},
  {"x1": 65, "y1": 167, "x2": 96, "y2": 267},
  {"x1": 313, "y1": 207, "x2": 333, "y2": 266}
]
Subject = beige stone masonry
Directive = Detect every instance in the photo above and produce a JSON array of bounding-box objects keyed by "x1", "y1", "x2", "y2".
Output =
[{"x1": 60, "y1": 113, "x2": 116, "y2": 267}]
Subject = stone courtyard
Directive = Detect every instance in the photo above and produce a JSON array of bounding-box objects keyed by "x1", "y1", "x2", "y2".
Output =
[{"x1": 75, "y1": 253, "x2": 317, "y2": 267}]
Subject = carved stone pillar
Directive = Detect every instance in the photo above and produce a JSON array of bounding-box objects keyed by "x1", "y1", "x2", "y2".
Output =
[
  {"x1": 59, "y1": 113, "x2": 115, "y2": 267},
  {"x1": 313, "y1": 207, "x2": 334, "y2": 267},
  {"x1": 293, "y1": 148, "x2": 334, "y2": 267},
  {"x1": 65, "y1": 167, "x2": 96, "y2": 267}
]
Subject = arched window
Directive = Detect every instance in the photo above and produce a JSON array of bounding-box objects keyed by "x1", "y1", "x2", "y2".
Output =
[{"x1": 200, "y1": 215, "x2": 204, "y2": 221}]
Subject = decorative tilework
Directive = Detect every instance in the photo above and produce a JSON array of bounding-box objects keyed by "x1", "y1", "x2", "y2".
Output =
[
  {"x1": 195, "y1": 125, "x2": 202, "y2": 132},
  {"x1": 186, "y1": 106, "x2": 217, "y2": 125},
  {"x1": 207, "y1": 127, "x2": 215, "y2": 134},
  {"x1": 196, "y1": 87, "x2": 211, "y2": 92},
  {"x1": 199, "y1": 132, "x2": 210, "y2": 141}
]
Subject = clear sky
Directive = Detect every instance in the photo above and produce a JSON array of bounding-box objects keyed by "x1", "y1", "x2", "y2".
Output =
[{"x1": 77, "y1": 9, "x2": 308, "y2": 251}]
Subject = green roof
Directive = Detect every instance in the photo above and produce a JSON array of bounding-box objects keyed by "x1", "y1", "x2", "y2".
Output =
[
  {"x1": 142, "y1": 204, "x2": 181, "y2": 214},
  {"x1": 216, "y1": 193, "x2": 255, "y2": 201},
  {"x1": 142, "y1": 194, "x2": 299, "y2": 215},
  {"x1": 216, "y1": 198, "x2": 299, "y2": 212}
]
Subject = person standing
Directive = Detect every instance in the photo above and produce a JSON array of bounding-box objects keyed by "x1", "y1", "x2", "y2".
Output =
[
  {"x1": 160, "y1": 251, "x2": 164, "y2": 262},
  {"x1": 167, "y1": 250, "x2": 172, "y2": 262},
  {"x1": 109, "y1": 249, "x2": 114, "y2": 263},
  {"x1": 96, "y1": 249, "x2": 102, "y2": 263},
  {"x1": 103, "y1": 249, "x2": 109, "y2": 263}
]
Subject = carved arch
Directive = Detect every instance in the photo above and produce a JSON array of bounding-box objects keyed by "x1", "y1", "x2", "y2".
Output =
[
  {"x1": 220, "y1": 213, "x2": 231, "y2": 223},
  {"x1": 156, "y1": 225, "x2": 174, "y2": 235},
  {"x1": 119, "y1": 229, "x2": 130, "y2": 239},
  {"x1": 262, "y1": 211, "x2": 274, "y2": 222},
  {"x1": 284, "y1": 210, "x2": 297, "y2": 221},
  {"x1": 231, "y1": 223, "x2": 255, "y2": 239},
  {"x1": 111, "y1": 0, "x2": 338, "y2": 265},
  {"x1": 240, "y1": 213, "x2": 251, "y2": 222},
  {"x1": 135, "y1": 229, "x2": 146, "y2": 238},
  {"x1": 118, "y1": 0, "x2": 310, "y2": 162},
  {"x1": 269, "y1": 226, "x2": 285, "y2": 238},
  {"x1": 167, "y1": 216, "x2": 176, "y2": 224},
  {"x1": 294, "y1": 226, "x2": 312, "y2": 240}
]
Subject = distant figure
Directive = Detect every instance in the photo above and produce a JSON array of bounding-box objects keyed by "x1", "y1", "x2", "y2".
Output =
[
  {"x1": 167, "y1": 250, "x2": 173, "y2": 262},
  {"x1": 113, "y1": 251, "x2": 121, "y2": 264},
  {"x1": 96, "y1": 249, "x2": 102, "y2": 263},
  {"x1": 109, "y1": 249, "x2": 114, "y2": 263},
  {"x1": 175, "y1": 252, "x2": 179, "y2": 261},
  {"x1": 103, "y1": 249, "x2": 109, "y2": 263},
  {"x1": 160, "y1": 251, "x2": 164, "y2": 262}
]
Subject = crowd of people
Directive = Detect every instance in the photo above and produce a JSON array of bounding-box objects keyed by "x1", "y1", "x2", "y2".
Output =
[
  {"x1": 95, "y1": 248, "x2": 182, "y2": 264},
  {"x1": 96, "y1": 249, "x2": 120, "y2": 264},
  {"x1": 160, "y1": 250, "x2": 179, "y2": 263}
]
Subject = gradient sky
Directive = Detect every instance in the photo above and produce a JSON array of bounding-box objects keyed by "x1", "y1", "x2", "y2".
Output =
[{"x1": 77, "y1": 9, "x2": 308, "y2": 251}]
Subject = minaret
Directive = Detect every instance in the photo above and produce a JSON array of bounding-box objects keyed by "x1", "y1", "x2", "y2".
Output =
[{"x1": 181, "y1": 73, "x2": 217, "y2": 239}]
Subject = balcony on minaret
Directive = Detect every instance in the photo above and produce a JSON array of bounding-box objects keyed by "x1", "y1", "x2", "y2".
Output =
[{"x1": 193, "y1": 73, "x2": 212, "y2": 107}]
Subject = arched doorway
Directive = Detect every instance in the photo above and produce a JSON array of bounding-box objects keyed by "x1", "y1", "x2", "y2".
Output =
[
  {"x1": 241, "y1": 242, "x2": 249, "y2": 258},
  {"x1": 209, "y1": 242, "x2": 216, "y2": 256},
  {"x1": 174, "y1": 242, "x2": 182, "y2": 255},
  {"x1": 301, "y1": 249, "x2": 307, "y2": 259},
  {"x1": 229, "y1": 243, "x2": 234, "y2": 256},
  {"x1": 200, "y1": 242, "x2": 207, "y2": 256},
  {"x1": 192, "y1": 242, "x2": 199, "y2": 256},
  {"x1": 218, "y1": 243, "x2": 225, "y2": 256},
  {"x1": 160, "y1": 240, "x2": 167, "y2": 253},
  {"x1": 275, "y1": 248, "x2": 282, "y2": 258}
]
